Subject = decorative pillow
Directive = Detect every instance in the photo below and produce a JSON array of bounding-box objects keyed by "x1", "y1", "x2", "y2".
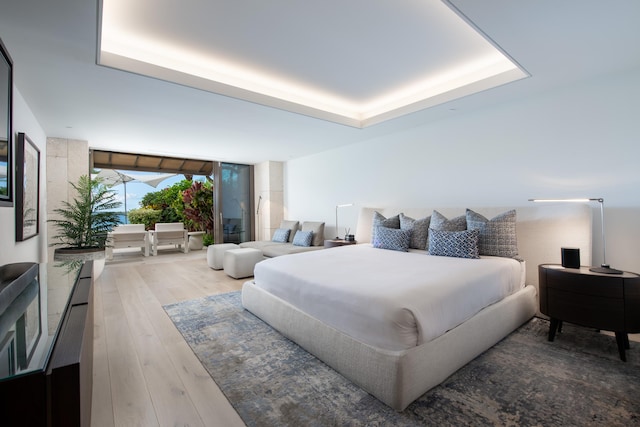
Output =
[
  {"x1": 372, "y1": 226, "x2": 410, "y2": 252},
  {"x1": 292, "y1": 230, "x2": 313, "y2": 247},
  {"x1": 301, "y1": 221, "x2": 325, "y2": 246},
  {"x1": 466, "y1": 209, "x2": 519, "y2": 258},
  {"x1": 429, "y1": 210, "x2": 467, "y2": 231},
  {"x1": 271, "y1": 228, "x2": 291, "y2": 243},
  {"x1": 371, "y1": 211, "x2": 400, "y2": 242},
  {"x1": 280, "y1": 220, "x2": 299, "y2": 242},
  {"x1": 400, "y1": 213, "x2": 430, "y2": 250},
  {"x1": 428, "y1": 228, "x2": 480, "y2": 259}
]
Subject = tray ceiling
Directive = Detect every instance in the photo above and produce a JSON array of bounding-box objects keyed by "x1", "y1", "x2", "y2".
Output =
[{"x1": 98, "y1": 0, "x2": 528, "y2": 128}]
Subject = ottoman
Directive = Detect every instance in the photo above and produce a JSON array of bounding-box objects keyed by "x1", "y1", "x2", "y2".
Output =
[
  {"x1": 223, "y1": 248, "x2": 264, "y2": 279},
  {"x1": 207, "y1": 243, "x2": 240, "y2": 270}
]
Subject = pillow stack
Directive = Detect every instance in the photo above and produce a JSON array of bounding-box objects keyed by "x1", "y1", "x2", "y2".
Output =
[{"x1": 370, "y1": 209, "x2": 519, "y2": 259}]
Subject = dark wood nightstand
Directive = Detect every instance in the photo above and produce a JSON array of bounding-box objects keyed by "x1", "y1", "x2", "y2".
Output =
[
  {"x1": 538, "y1": 264, "x2": 640, "y2": 361},
  {"x1": 324, "y1": 239, "x2": 357, "y2": 248}
]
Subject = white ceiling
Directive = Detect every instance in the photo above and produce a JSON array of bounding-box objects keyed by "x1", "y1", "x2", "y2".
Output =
[
  {"x1": 1, "y1": 0, "x2": 639, "y2": 165},
  {"x1": 98, "y1": 0, "x2": 527, "y2": 128}
]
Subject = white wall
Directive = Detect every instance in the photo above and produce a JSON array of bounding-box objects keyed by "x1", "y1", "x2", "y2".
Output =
[
  {"x1": 0, "y1": 87, "x2": 47, "y2": 266},
  {"x1": 285, "y1": 69, "x2": 640, "y2": 274}
]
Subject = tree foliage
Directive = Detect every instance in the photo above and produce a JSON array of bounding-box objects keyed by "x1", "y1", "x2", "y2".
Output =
[
  {"x1": 140, "y1": 179, "x2": 192, "y2": 223},
  {"x1": 127, "y1": 208, "x2": 162, "y2": 230}
]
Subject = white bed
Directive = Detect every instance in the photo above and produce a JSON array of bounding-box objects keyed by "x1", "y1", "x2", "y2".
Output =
[{"x1": 241, "y1": 204, "x2": 592, "y2": 410}]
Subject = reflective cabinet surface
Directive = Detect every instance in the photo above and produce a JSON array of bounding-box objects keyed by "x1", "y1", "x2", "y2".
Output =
[{"x1": 0, "y1": 262, "x2": 82, "y2": 380}]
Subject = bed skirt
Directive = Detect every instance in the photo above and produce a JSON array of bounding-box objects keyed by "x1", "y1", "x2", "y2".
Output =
[{"x1": 241, "y1": 282, "x2": 537, "y2": 411}]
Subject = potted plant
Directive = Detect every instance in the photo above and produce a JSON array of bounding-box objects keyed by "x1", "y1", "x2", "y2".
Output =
[{"x1": 49, "y1": 175, "x2": 122, "y2": 268}]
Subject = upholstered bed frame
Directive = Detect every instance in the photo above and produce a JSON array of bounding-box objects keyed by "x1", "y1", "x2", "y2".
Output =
[{"x1": 242, "y1": 204, "x2": 592, "y2": 410}]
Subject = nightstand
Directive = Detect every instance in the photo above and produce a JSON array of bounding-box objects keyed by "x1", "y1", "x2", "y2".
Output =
[
  {"x1": 324, "y1": 239, "x2": 357, "y2": 248},
  {"x1": 538, "y1": 264, "x2": 640, "y2": 361}
]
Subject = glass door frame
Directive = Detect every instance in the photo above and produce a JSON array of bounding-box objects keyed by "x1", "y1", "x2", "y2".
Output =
[{"x1": 212, "y1": 161, "x2": 255, "y2": 244}]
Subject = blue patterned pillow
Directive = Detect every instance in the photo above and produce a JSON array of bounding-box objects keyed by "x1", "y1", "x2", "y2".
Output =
[
  {"x1": 372, "y1": 226, "x2": 410, "y2": 252},
  {"x1": 428, "y1": 228, "x2": 480, "y2": 259},
  {"x1": 400, "y1": 213, "x2": 430, "y2": 250},
  {"x1": 272, "y1": 228, "x2": 291, "y2": 243},
  {"x1": 466, "y1": 209, "x2": 518, "y2": 258},
  {"x1": 292, "y1": 230, "x2": 313, "y2": 247}
]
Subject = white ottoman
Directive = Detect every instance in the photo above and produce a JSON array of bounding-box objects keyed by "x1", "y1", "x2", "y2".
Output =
[
  {"x1": 207, "y1": 243, "x2": 240, "y2": 270},
  {"x1": 223, "y1": 248, "x2": 263, "y2": 279}
]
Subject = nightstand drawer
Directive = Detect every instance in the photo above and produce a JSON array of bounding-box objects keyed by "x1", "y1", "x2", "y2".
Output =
[
  {"x1": 545, "y1": 269, "x2": 623, "y2": 298},
  {"x1": 547, "y1": 288, "x2": 624, "y2": 331}
]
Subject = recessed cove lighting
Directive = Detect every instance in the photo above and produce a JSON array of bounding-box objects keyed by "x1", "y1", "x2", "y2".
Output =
[{"x1": 98, "y1": 0, "x2": 528, "y2": 128}]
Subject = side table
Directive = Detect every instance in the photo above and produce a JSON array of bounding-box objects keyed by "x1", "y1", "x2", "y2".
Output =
[
  {"x1": 324, "y1": 239, "x2": 357, "y2": 248},
  {"x1": 538, "y1": 264, "x2": 640, "y2": 361}
]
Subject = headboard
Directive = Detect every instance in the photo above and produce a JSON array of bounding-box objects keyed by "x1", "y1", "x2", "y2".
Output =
[{"x1": 355, "y1": 205, "x2": 592, "y2": 293}]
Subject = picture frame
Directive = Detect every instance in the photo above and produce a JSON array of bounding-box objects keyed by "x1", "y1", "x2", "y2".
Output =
[
  {"x1": 0, "y1": 37, "x2": 13, "y2": 207},
  {"x1": 15, "y1": 132, "x2": 40, "y2": 241}
]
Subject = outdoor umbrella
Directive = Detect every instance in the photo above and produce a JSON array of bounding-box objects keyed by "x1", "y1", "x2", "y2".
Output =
[{"x1": 93, "y1": 169, "x2": 177, "y2": 222}]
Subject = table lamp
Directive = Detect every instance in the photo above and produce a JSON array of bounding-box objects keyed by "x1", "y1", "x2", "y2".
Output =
[
  {"x1": 335, "y1": 203, "x2": 353, "y2": 239},
  {"x1": 529, "y1": 198, "x2": 622, "y2": 274}
]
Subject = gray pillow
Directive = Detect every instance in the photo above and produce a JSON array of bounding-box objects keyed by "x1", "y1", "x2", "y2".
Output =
[
  {"x1": 280, "y1": 220, "x2": 299, "y2": 242},
  {"x1": 429, "y1": 210, "x2": 466, "y2": 231},
  {"x1": 301, "y1": 221, "x2": 325, "y2": 246},
  {"x1": 400, "y1": 213, "x2": 430, "y2": 250},
  {"x1": 372, "y1": 211, "x2": 400, "y2": 242},
  {"x1": 428, "y1": 228, "x2": 480, "y2": 259},
  {"x1": 466, "y1": 209, "x2": 518, "y2": 258},
  {"x1": 372, "y1": 226, "x2": 410, "y2": 252}
]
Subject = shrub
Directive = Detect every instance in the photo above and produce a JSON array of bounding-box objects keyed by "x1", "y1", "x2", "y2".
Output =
[
  {"x1": 202, "y1": 233, "x2": 214, "y2": 246},
  {"x1": 180, "y1": 180, "x2": 214, "y2": 233},
  {"x1": 128, "y1": 208, "x2": 162, "y2": 230}
]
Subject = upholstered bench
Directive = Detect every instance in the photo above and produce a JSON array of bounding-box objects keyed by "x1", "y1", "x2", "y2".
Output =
[
  {"x1": 223, "y1": 248, "x2": 263, "y2": 279},
  {"x1": 207, "y1": 243, "x2": 240, "y2": 270}
]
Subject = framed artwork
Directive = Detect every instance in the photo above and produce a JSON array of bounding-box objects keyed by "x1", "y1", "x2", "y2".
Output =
[
  {"x1": 0, "y1": 37, "x2": 13, "y2": 207},
  {"x1": 15, "y1": 132, "x2": 40, "y2": 241}
]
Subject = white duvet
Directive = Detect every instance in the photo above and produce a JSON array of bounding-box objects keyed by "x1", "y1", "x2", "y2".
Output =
[{"x1": 252, "y1": 244, "x2": 525, "y2": 351}]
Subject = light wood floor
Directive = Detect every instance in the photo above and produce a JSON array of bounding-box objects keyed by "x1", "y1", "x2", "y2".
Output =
[
  {"x1": 91, "y1": 248, "x2": 640, "y2": 426},
  {"x1": 91, "y1": 248, "x2": 247, "y2": 427}
]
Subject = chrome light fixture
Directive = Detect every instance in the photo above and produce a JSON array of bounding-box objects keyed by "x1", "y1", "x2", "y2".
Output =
[{"x1": 529, "y1": 198, "x2": 622, "y2": 274}]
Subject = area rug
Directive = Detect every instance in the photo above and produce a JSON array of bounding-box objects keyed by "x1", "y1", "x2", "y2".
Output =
[{"x1": 164, "y1": 292, "x2": 640, "y2": 426}]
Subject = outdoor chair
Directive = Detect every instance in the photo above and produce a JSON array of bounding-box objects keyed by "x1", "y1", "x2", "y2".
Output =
[
  {"x1": 106, "y1": 224, "x2": 150, "y2": 260},
  {"x1": 149, "y1": 222, "x2": 189, "y2": 256}
]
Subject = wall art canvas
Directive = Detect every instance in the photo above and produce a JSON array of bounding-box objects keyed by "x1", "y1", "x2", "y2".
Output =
[{"x1": 16, "y1": 132, "x2": 40, "y2": 241}]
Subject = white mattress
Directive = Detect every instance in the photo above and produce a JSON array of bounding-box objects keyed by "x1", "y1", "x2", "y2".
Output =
[{"x1": 252, "y1": 244, "x2": 525, "y2": 351}]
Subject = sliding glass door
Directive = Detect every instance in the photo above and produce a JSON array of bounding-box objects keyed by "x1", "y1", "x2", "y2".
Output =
[{"x1": 212, "y1": 162, "x2": 254, "y2": 244}]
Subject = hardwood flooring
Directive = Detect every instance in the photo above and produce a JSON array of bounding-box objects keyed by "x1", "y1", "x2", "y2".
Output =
[
  {"x1": 91, "y1": 247, "x2": 640, "y2": 426},
  {"x1": 91, "y1": 248, "x2": 246, "y2": 427}
]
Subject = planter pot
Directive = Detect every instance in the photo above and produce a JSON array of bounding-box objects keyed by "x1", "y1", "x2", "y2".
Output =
[
  {"x1": 188, "y1": 231, "x2": 205, "y2": 250},
  {"x1": 53, "y1": 247, "x2": 106, "y2": 278}
]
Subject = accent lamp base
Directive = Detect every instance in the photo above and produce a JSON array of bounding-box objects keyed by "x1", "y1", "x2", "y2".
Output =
[{"x1": 589, "y1": 264, "x2": 624, "y2": 275}]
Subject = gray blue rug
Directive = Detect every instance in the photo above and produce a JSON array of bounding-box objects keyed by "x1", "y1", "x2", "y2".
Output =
[{"x1": 163, "y1": 291, "x2": 640, "y2": 426}]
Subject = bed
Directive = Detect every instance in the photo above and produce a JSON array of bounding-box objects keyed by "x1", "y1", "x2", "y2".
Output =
[{"x1": 241, "y1": 204, "x2": 592, "y2": 410}]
